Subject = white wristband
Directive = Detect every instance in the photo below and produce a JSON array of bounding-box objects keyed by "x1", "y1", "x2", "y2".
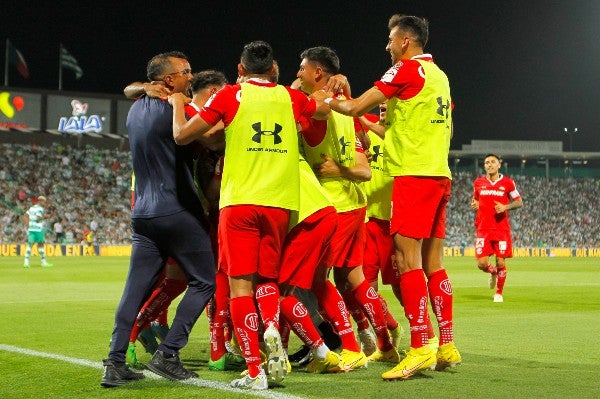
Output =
[{"x1": 324, "y1": 97, "x2": 333, "y2": 105}]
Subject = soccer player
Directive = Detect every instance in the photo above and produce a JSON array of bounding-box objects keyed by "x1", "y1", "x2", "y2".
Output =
[
  {"x1": 296, "y1": 46, "x2": 398, "y2": 368},
  {"x1": 358, "y1": 106, "x2": 404, "y2": 352},
  {"x1": 23, "y1": 195, "x2": 52, "y2": 268},
  {"x1": 471, "y1": 153, "x2": 523, "y2": 303},
  {"x1": 312, "y1": 14, "x2": 462, "y2": 379},
  {"x1": 277, "y1": 154, "x2": 343, "y2": 374},
  {"x1": 169, "y1": 41, "x2": 329, "y2": 390},
  {"x1": 101, "y1": 51, "x2": 216, "y2": 388}
]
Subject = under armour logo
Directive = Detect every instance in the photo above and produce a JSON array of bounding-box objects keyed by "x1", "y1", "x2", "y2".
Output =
[
  {"x1": 436, "y1": 96, "x2": 450, "y2": 119},
  {"x1": 372, "y1": 145, "x2": 383, "y2": 162},
  {"x1": 339, "y1": 137, "x2": 350, "y2": 155},
  {"x1": 252, "y1": 122, "x2": 282, "y2": 144}
]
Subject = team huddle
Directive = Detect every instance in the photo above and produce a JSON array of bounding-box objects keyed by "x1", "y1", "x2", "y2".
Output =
[{"x1": 99, "y1": 13, "x2": 521, "y2": 391}]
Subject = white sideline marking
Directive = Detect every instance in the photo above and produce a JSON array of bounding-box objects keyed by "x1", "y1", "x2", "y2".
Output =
[{"x1": 0, "y1": 344, "x2": 304, "y2": 399}]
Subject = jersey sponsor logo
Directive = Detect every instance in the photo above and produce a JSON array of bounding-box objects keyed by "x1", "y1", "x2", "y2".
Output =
[
  {"x1": 381, "y1": 63, "x2": 401, "y2": 83},
  {"x1": 339, "y1": 136, "x2": 350, "y2": 155},
  {"x1": 479, "y1": 189, "x2": 506, "y2": 196},
  {"x1": 371, "y1": 144, "x2": 383, "y2": 162},
  {"x1": 436, "y1": 96, "x2": 450, "y2": 118},
  {"x1": 251, "y1": 122, "x2": 283, "y2": 144},
  {"x1": 255, "y1": 284, "x2": 278, "y2": 299},
  {"x1": 432, "y1": 96, "x2": 451, "y2": 126}
]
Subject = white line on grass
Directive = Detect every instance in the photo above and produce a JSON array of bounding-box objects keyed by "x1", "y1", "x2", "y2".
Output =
[{"x1": 0, "y1": 344, "x2": 305, "y2": 399}]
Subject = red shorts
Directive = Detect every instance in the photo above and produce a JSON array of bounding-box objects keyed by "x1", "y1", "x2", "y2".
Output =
[
  {"x1": 475, "y1": 230, "x2": 513, "y2": 259},
  {"x1": 330, "y1": 207, "x2": 366, "y2": 268},
  {"x1": 390, "y1": 176, "x2": 451, "y2": 239},
  {"x1": 218, "y1": 205, "x2": 289, "y2": 279},
  {"x1": 363, "y1": 217, "x2": 399, "y2": 285},
  {"x1": 278, "y1": 207, "x2": 337, "y2": 289}
]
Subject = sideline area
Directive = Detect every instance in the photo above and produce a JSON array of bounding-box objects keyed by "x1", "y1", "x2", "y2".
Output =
[{"x1": 0, "y1": 344, "x2": 305, "y2": 399}]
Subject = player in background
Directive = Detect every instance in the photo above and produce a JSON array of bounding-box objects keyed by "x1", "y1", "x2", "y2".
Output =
[
  {"x1": 471, "y1": 153, "x2": 523, "y2": 303},
  {"x1": 312, "y1": 14, "x2": 461, "y2": 379},
  {"x1": 23, "y1": 195, "x2": 52, "y2": 268}
]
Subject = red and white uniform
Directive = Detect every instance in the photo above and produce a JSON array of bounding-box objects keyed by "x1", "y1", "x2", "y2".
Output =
[{"x1": 473, "y1": 174, "x2": 521, "y2": 258}]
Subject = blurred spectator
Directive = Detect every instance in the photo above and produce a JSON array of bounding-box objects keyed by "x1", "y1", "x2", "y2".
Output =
[
  {"x1": 1, "y1": 143, "x2": 599, "y2": 247},
  {"x1": 0, "y1": 143, "x2": 131, "y2": 245}
]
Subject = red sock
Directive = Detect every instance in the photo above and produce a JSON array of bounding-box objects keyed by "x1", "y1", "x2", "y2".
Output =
[
  {"x1": 155, "y1": 310, "x2": 168, "y2": 326},
  {"x1": 255, "y1": 282, "x2": 280, "y2": 329},
  {"x1": 230, "y1": 296, "x2": 262, "y2": 377},
  {"x1": 427, "y1": 269, "x2": 454, "y2": 345},
  {"x1": 280, "y1": 320, "x2": 291, "y2": 350},
  {"x1": 399, "y1": 269, "x2": 429, "y2": 348},
  {"x1": 483, "y1": 263, "x2": 497, "y2": 274},
  {"x1": 427, "y1": 318, "x2": 435, "y2": 339},
  {"x1": 496, "y1": 266, "x2": 507, "y2": 294},
  {"x1": 379, "y1": 294, "x2": 399, "y2": 330},
  {"x1": 353, "y1": 280, "x2": 394, "y2": 351},
  {"x1": 129, "y1": 276, "x2": 186, "y2": 341},
  {"x1": 210, "y1": 271, "x2": 230, "y2": 360},
  {"x1": 280, "y1": 295, "x2": 324, "y2": 350},
  {"x1": 314, "y1": 280, "x2": 360, "y2": 352},
  {"x1": 341, "y1": 290, "x2": 370, "y2": 331}
]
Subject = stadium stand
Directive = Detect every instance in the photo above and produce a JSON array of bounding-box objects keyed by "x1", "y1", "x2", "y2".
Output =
[{"x1": 1, "y1": 143, "x2": 599, "y2": 247}]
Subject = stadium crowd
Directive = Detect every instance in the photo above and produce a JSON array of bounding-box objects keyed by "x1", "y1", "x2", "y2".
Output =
[
  {"x1": 0, "y1": 143, "x2": 599, "y2": 248},
  {"x1": 0, "y1": 142, "x2": 131, "y2": 245}
]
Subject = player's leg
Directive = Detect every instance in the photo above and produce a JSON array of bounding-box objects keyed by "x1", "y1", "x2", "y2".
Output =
[
  {"x1": 494, "y1": 257, "x2": 507, "y2": 302},
  {"x1": 24, "y1": 233, "x2": 34, "y2": 267},
  {"x1": 221, "y1": 206, "x2": 267, "y2": 389},
  {"x1": 146, "y1": 212, "x2": 215, "y2": 381}
]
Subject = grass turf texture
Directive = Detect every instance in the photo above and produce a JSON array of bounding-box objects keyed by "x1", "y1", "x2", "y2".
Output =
[{"x1": 1, "y1": 256, "x2": 598, "y2": 399}]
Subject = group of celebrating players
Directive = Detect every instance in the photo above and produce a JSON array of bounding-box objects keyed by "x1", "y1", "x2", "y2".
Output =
[{"x1": 100, "y1": 12, "x2": 522, "y2": 391}]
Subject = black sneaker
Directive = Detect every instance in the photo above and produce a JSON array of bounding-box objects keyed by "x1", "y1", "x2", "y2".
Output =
[
  {"x1": 288, "y1": 345, "x2": 310, "y2": 363},
  {"x1": 100, "y1": 359, "x2": 145, "y2": 388},
  {"x1": 146, "y1": 350, "x2": 198, "y2": 380}
]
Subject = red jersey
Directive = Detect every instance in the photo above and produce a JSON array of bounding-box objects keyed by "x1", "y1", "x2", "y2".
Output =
[
  {"x1": 473, "y1": 174, "x2": 521, "y2": 232},
  {"x1": 199, "y1": 78, "x2": 317, "y2": 127},
  {"x1": 374, "y1": 54, "x2": 430, "y2": 100}
]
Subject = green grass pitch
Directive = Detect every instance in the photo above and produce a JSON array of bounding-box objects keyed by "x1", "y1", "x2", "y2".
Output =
[{"x1": 1, "y1": 256, "x2": 598, "y2": 399}]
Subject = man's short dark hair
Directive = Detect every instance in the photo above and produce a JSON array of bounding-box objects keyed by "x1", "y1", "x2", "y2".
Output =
[
  {"x1": 240, "y1": 41, "x2": 274, "y2": 74},
  {"x1": 300, "y1": 46, "x2": 340, "y2": 75},
  {"x1": 388, "y1": 14, "x2": 429, "y2": 48},
  {"x1": 484, "y1": 153, "x2": 502, "y2": 162},
  {"x1": 146, "y1": 51, "x2": 188, "y2": 81},
  {"x1": 190, "y1": 70, "x2": 228, "y2": 93}
]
